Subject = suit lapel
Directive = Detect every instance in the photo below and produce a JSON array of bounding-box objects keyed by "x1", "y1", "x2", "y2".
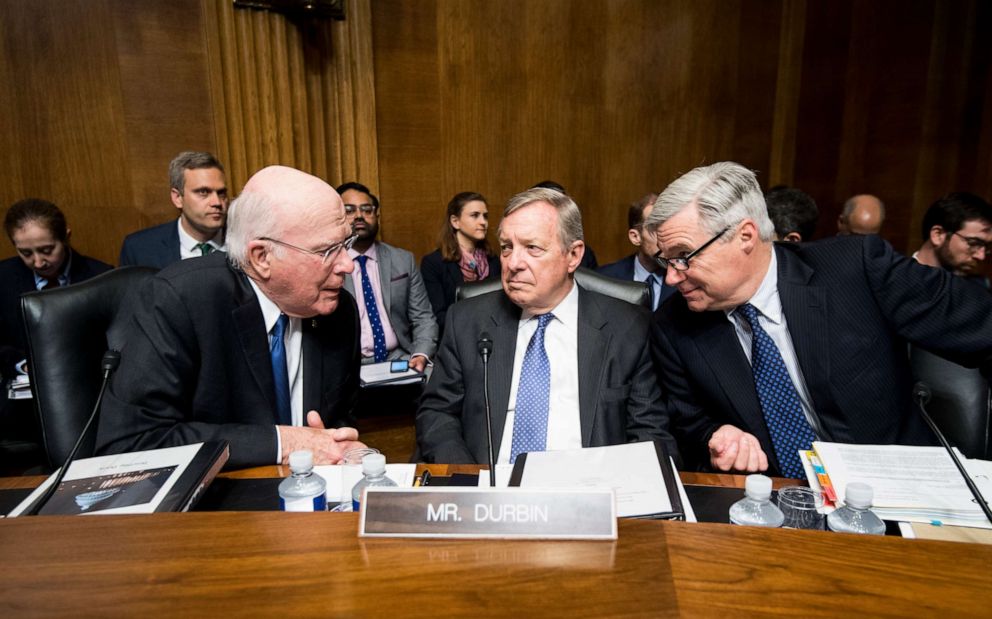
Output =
[
  {"x1": 488, "y1": 294, "x2": 520, "y2": 455},
  {"x1": 576, "y1": 288, "x2": 609, "y2": 447},
  {"x1": 376, "y1": 243, "x2": 392, "y2": 313},
  {"x1": 302, "y1": 317, "x2": 321, "y2": 412},
  {"x1": 232, "y1": 271, "x2": 277, "y2": 417}
]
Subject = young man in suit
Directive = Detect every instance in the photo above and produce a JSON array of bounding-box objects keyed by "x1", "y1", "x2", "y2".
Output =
[
  {"x1": 336, "y1": 182, "x2": 438, "y2": 372},
  {"x1": 98, "y1": 166, "x2": 366, "y2": 469},
  {"x1": 912, "y1": 192, "x2": 992, "y2": 288},
  {"x1": 648, "y1": 162, "x2": 992, "y2": 478},
  {"x1": 598, "y1": 192, "x2": 673, "y2": 310},
  {"x1": 416, "y1": 187, "x2": 676, "y2": 464},
  {"x1": 118, "y1": 151, "x2": 229, "y2": 268}
]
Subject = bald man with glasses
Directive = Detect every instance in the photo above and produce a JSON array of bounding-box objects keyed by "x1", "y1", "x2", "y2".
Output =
[{"x1": 98, "y1": 166, "x2": 367, "y2": 469}]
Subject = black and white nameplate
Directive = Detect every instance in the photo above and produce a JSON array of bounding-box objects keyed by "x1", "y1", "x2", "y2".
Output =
[{"x1": 358, "y1": 487, "x2": 617, "y2": 540}]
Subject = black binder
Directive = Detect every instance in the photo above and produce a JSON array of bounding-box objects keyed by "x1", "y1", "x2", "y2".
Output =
[{"x1": 507, "y1": 440, "x2": 684, "y2": 520}]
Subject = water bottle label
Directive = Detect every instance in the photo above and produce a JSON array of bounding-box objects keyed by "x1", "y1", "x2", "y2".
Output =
[
  {"x1": 353, "y1": 499, "x2": 360, "y2": 512},
  {"x1": 281, "y1": 495, "x2": 328, "y2": 512}
]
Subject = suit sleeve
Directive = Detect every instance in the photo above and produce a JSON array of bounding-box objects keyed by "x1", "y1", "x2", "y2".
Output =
[
  {"x1": 415, "y1": 308, "x2": 475, "y2": 463},
  {"x1": 118, "y1": 237, "x2": 136, "y2": 267},
  {"x1": 95, "y1": 276, "x2": 277, "y2": 469},
  {"x1": 861, "y1": 235, "x2": 992, "y2": 378},
  {"x1": 404, "y1": 252, "x2": 439, "y2": 359},
  {"x1": 623, "y1": 324, "x2": 682, "y2": 466}
]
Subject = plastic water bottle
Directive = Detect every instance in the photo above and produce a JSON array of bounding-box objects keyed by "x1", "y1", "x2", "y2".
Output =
[
  {"x1": 279, "y1": 450, "x2": 327, "y2": 512},
  {"x1": 729, "y1": 474, "x2": 785, "y2": 527},
  {"x1": 351, "y1": 453, "x2": 397, "y2": 512},
  {"x1": 827, "y1": 482, "x2": 886, "y2": 535}
]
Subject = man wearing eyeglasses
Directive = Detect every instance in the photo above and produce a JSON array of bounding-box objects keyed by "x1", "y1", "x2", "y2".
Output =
[
  {"x1": 647, "y1": 162, "x2": 992, "y2": 478},
  {"x1": 335, "y1": 182, "x2": 438, "y2": 374},
  {"x1": 98, "y1": 166, "x2": 367, "y2": 469},
  {"x1": 913, "y1": 192, "x2": 992, "y2": 288}
]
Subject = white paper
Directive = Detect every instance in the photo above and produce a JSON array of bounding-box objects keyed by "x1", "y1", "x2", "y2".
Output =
[
  {"x1": 315, "y1": 463, "x2": 417, "y2": 505},
  {"x1": 476, "y1": 465, "x2": 515, "y2": 488},
  {"x1": 359, "y1": 362, "x2": 425, "y2": 387},
  {"x1": 516, "y1": 442, "x2": 674, "y2": 518}
]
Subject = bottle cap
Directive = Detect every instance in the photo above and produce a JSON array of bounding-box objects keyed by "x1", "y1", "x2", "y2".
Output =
[
  {"x1": 845, "y1": 482, "x2": 873, "y2": 509},
  {"x1": 744, "y1": 474, "x2": 772, "y2": 500},
  {"x1": 362, "y1": 453, "x2": 386, "y2": 475},
  {"x1": 288, "y1": 450, "x2": 313, "y2": 473}
]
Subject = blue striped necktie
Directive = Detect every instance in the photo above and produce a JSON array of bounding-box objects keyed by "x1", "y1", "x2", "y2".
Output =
[
  {"x1": 510, "y1": 313, "x2": 554, "y2": 463},
  {"x1": 355, "y1": 255, "x2": 388, "y2": 362},
  {"x1": 737, "y1": 303, "x2": 815, "y2": 479},
  {"x1": 270, "y1": 314, "x2": 292, "y2": 426}
]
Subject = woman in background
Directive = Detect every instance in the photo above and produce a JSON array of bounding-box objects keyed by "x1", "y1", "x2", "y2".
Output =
[{"x1": 421, "y1": 192, "x2": 499, "y2": 331}]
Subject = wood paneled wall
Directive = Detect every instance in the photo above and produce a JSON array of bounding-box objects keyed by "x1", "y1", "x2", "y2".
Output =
[{"x1": 372, "y1": 0, "x2": 992, "y2": 264}]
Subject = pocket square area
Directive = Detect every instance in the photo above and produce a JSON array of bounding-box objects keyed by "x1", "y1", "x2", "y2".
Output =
[{"x1": 390, "y1": 273, "x2": 410, "y2": 282}]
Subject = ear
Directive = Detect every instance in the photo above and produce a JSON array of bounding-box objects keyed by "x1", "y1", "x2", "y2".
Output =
[
  {"x1": 628, "y1": 227, "x2": 642, "y2": 248},
  {"x1": 65, "y1": 227, "x2": 72, "y2": 244},
  {"x1": 171, "y1": 188, "x2": 184, "y2": 211},
  {"x1": 783, "y1": 232, "x2": 802, "y2": 243},
  {"x1": 449, "y1": 214, "x2": 461, "y2": 231},
  {"x1": 737, "y1": 219, "x2": 760, "y2": 252},
  {"x1": 929, "y1": 225, "x2": 947, "y2": 247},
  {"x1": 247, "y1": 240, "x2": 273, "y2": 279},
  {"x1": 565, "y1": 240, "x2": 585, "y2": 273}
]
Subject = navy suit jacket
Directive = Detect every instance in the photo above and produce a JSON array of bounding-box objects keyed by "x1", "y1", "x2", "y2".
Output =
[
  {"x1": 96, "y1": 253, "x2": 360, "y2": 469},
  {"x1": 119, "y1": 220, "x2": 181, "y2": 269},
  {"x1": 0, "y1": 250, "x2": 112, "y2": 378},
  {"x1": 652, "y1": 235, "x2": 992, "y2": 475},
  {"x1": 598, "y1": 254, "x2": 675, "y2": 307},
  {"x1": 417, "y1": 286, "x2": 676, "y2": 464}
]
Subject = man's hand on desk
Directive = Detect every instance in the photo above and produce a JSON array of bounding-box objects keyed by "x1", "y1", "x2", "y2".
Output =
[
  {"x1": 278, "y1": 410, "x2": 367, "y2": 464},
  {"x1": 708, "y1": 424, "x2": 768, "y2": 473},
  {"x1": 409, "y1": 355, "x2": 428, "y2": 373}
]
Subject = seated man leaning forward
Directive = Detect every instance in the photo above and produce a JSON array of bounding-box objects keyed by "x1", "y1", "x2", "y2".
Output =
[
  {"x1": 648, "y1": 162, "x2": 992, "y2": 478},
  {"x1": 97, "y1": 166, "x2": 366, "y2": 469},
  {"x1": 416, "y1": 187, "x2": 676, "y2": 464}
]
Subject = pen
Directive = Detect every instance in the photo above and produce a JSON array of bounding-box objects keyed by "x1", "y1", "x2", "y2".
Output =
[
  {"x1": 420, "y1": 470, "x2": 432, "y2": 487},
  {"x1": 413, "y1": 474, "x2": 422, "y2": 487}
]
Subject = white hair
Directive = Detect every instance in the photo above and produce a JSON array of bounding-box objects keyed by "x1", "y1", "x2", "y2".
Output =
[
  {"x1": 502, "y1": 187, "x2": 584, "y2": 251},
  {"x1": 225, "y1": 190, "x2": 282, "y2": 270},
  {"x1": 646, "y1": 162, "x2": 775, "y2": 241}
]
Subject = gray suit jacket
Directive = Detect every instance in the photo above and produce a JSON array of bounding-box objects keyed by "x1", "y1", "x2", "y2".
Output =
[
  {"x1": 344, "y1": 241, "x2": 438, "y2": 361},
  {"x1": 416, "y1": 285, "x2": 676, "y2": 464}
]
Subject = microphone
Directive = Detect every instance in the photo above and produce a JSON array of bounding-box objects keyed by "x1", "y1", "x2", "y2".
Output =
[
  {"x1": 25, "y1": 350, "x2": 122, "y2": 516},
  {"x1": 478, "y1": 332, "x2": 496, "y2": 488},
  {"x1": 912, "y1": 381, "x2": 992, "y2": 526}
]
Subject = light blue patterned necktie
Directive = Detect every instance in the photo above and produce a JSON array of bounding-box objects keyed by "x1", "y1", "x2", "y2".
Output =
[
  {"x1": 270, "y1": 314, "x2": 292, "y2": 426},
  {"x1": 737, "y1": 303, "x2": 816, "y2": 479},
  {"x1": 510, "y1": 313, "x2": 554, "y2": 463},
  {"x1": 355, "y1": 255, "x2": 388, "y2": 362}
]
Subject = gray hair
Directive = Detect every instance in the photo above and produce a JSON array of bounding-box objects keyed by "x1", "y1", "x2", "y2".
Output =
[
  {"x1": 502, "y1": 187, "x2": 584, "y2": 251},
  {"x1": 647, "y1": 162, "x2": 775, "y2": 241},
  {"x1": 225, "y1": 189, "x2": 282, "y2": 270},
  {"x1": 169, "y1": 151, "x2": 225, "y2": 193}
]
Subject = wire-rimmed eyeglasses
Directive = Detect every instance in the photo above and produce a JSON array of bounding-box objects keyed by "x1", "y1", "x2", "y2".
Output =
[
  {"x1": 652, "y1": 227, "x2": 729, "y2": 272},
  {"x1": 258, "y1": 233, "x2": 359, "y2": 265}
]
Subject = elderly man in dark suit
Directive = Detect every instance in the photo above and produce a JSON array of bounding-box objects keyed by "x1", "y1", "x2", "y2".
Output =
[
  {"x1": 648, "y1": 162, "x2": 992, "y2": 478},
  {"x1": 417, "y1": 187, "x2": 675, "y2": 464},
  {"x1": 98, "y1": 166, "x2": 366, "y2": 469},
  {"x1": 118, "y1": 151, "x2": 229, "y2": 268}
]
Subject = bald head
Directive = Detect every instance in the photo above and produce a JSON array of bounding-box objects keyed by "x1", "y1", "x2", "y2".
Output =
[{"x1": 838, "y1": 194, "x2": 884, "y2": 235}]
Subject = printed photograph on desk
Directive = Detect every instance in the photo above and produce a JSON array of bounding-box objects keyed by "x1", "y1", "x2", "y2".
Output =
[{"x1": 40, "y1": 467, "x2": 176, "y2": 515}]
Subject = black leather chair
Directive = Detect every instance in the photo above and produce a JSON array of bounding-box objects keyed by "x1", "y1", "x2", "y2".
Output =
[
  {"x1": 456, "y1": 267, "x2": 651, "y2": 308},
  {"x1": 909, "y1": 346, "x2": 991, "y2": 460},
  {"x1": 21, "y1": 266, "x2": 157, "y2": 469}
]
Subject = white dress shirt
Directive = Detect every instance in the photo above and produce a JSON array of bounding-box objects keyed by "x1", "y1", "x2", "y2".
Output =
[
  {"x1": 177, "y1": 218, "x2": 225, "y2": 260},
  {"x1": 497, "y1": 282, "x2": 582, "y2": 464},
  {"x1": 724, "y1": 250, "x2": 823, "y2": 438},
  {"x1": 248, "y1": 279, "x2": 304, "y2": 463}
]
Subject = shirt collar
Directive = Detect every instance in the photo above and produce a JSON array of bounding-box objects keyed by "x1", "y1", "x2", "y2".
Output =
[
  {"x1": 632, "y1": 255, "x2": 657, "y2": 284},
  {"x1": 348, "y1": 241, "x2": 379, "y2": 262},
  {"x1": 33, "y1": 251, "x2": 72, "y2": 290},
  {"x1": 247, "y1": 277, "x2": 283, "y2": 333},
  {"x1": 177, "y1": 218, "x2": 223, "y2": 253},
  {"x1": 726, "y1": 249, "x2": 782, "y2": 325},
  {"x1": 520, "y1": 279, "x2": 579, "y2": 326}
]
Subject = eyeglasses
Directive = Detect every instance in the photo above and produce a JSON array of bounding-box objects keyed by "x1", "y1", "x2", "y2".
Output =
[
  {"x1": 652, "y1": 227, "x2": 729, "y2": 272},
  {"x1": 953, "y1": 232, "x2": 992, "y2": 254},
  {"x1": 258, "y1": 233, "x2": 359, "y2": 265},
  {"x1": 344, "y1": 203, "x2": 377, "y2": 216}
]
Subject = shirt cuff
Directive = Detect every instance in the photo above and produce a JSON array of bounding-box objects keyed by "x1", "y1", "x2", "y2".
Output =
[{"x1": 274, "y1": 425, "x2": 283, "y2": 465}]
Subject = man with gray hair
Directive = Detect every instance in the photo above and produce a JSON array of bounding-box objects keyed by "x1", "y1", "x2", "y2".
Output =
[
  {"x1": 648, "y1": 162, "x2": 992, "y2": 478},
  {"x1": 98, "y1": 165, "x2": 366, "y2": 469},
  {"x1": 416, "y1": 187, "x2": 675, "y2": 464},
  {"x1": 119, "y1": 151, "x2": 229, "y2": 268}
]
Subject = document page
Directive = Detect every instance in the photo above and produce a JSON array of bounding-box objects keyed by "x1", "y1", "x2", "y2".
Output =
[
  {"x1": 359, "y1": 362, "x2": 425, "y2": 387},
  {"x1": 518, "y1": 442, "x2": 672, "y2": 518}
]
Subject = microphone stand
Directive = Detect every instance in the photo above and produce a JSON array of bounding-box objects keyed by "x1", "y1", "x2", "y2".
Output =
[
  {"x1": 24, "y1": 350, "x2": 122, "y2": 516},
  {"x1": 913, "y1": 382, "x2": 992, "y2": 526},
  {"x1": 478, "y1": 333, "x2": 496, "y2": 488}
]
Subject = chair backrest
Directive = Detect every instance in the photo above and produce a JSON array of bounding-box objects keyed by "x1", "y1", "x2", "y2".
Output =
[
  {"x1": 909, "y1": 346, "x2": 991, "y2": 460},
  {"x1": 456, "y1": 267, "x2": 651, "y2": 308},
  {"x1": 21, "y1": 266, "x2": 157, "y2": 469}
]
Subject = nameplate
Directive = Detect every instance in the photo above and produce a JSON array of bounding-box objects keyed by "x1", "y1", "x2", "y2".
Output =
[{"x1": 358, "y1": 487, "x2": 617, "y2": 540}]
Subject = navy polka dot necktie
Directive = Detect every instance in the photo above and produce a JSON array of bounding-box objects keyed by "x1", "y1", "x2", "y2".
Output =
[
  {"x1": 510, "y1": 313, "x2": 554, "y2": 464},
  {"x1": 737, "y1": 303, "x2": 815, "y2": 479},
  {"x1": 270, "y1": 314, "x2": 292, "y2": 426},
  {"x1": 355, "y1": 255, "x2": 388, "y2": 362}
]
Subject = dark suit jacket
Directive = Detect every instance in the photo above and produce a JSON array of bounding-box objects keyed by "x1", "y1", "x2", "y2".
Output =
[
  {"x1": 598, "y1": 254, "x2": 675, "y2": 307},
  {"x1": 119, "y1": 221, "x2": 181, "y2": 269},
  {"x1": 651, "y1": 235, "x2": 992, "y2": 475},
  {"x1": 96, "y1": 253, "x2": 361, "y2": 469},
  {"x1": 420, "y1": 249, "x2": 500, "y2": 331},
  {"x1": 416, "y1": 286, "x2": 676, "y2": 464},
  {"x1": 0, "y1": 250, "x2": 112, "y2": 378}
]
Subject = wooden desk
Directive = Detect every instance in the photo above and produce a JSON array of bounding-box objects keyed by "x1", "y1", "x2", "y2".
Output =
[{"x1": 1, "y1": 470, "x2": 990, "y2": 617}]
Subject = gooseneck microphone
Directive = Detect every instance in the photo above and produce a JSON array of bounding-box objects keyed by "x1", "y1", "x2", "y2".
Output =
[
  {"x1": 25, "y1": 350, "x2": 122, "y2": 516},
  {"x1": 478, "y1": 332, "x2": 496, "y2": 488},
  {"x1": 913, "y1": 381, "x2": 992, "y2": 526}
]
